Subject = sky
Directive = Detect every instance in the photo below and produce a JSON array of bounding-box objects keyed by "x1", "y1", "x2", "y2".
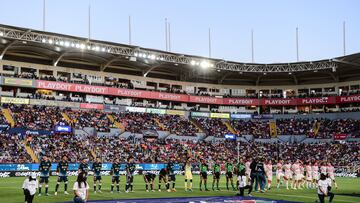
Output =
[{"x1": 0, "y1": 0, "x2": 359, "y2": 63}]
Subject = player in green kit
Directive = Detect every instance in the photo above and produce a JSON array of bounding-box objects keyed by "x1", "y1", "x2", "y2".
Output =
[
  {"x1": 199, "y1": 159, "x2": 209, "y2": 191},
  {"x1": 110, "y1": 158, "x2": 121, "y2": 193},
  {"x1": 78, "y1": 158, "x2": 89, "y2": 175},
  {"x1": 225, "y1": 159, "x2": 236, "y2": 191},
  {"x1": 236, "y1": 159, "x2": 246, "y2": 189},
  {"x1": 92, "y1": 158, "x2": 102, "y2": 193},
  {"x1": 38, "y1": 155, "x2": 52, "y2": 196},
  {"x1": 212, "y1": 160, "x2": 221, "y2": 191},
  {"x1": 55, "y1": 155, "x2": 69, "y2": 195}
]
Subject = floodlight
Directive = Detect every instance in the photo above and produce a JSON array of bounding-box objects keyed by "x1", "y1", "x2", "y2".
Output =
[
  {"x1": 48, "y1": 39, "x2": 53, "y2": 44},
  {"x1": 0, "y1": 32, "x2": 3, "y2": 36},
  {"x1": 101, "y1": 47, "x2": 106, "y2": 52},
  {"x1": 80, "y1": 44, "x2": 85, "y2": 49},
  {"x1": 42, "y1": 38, "x2": 46, "y2": 43},
  {"x1": 64, "y1": 41, "x2": 70, "y2": 47},
  {"x1": 200, "y1": 61, "x2": 210, "y2": 68},
  {"x1": 190, "y1": 60, "x2": 196, "y2": 66}
]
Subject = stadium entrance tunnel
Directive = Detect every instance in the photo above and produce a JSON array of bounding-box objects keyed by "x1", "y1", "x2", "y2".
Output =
[{"x1": 60, "y1": 196, "x2": 301, "y2": 203}]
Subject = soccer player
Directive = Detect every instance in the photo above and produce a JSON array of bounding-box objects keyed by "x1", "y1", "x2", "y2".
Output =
[
  {"x1": 245, "y1": 158, "x2": 252, "y2": 184},
  {"x1": 184, "y1": 158, "x2": 193, "y2": 192},
  {"x1": 225, "y1": 159, "x2": 235, "y2": 191},
  {"x1": 300, "y1": 161, "x2": 305, "y2": 189},
  {"x1": 199, "y1": 159, "x2": 209, "y2": 191},
  {"x1": 143, "y1": 171, "x2": 156, "y2": 192},
  {"x1": 327, "y1": 162, "x2": 338, "y2": 189},
  {"x1": 320, "y1": 161, "x2": 327, "y2": 175},
  {"x1": 55, "y1": 155, "x2": 69, "y2": 195},
  {"x1": 78, "y1": 158, "x2": 89, "y2": 175},
  {"x1": 265, "y1": 160, "x2": 273, "y2": 190},
  {"x1": 212, "y1": 160, "x2": 221, "y2": 191},
  {"x1": 292, "y1": 159, "x2": 301, "y2": 190},
  {"x1": 110, "y1": 158, "x2": 121, "y2": 193},
  {"x1": 167, "y1": 158, "x2": 176, "y2": 192},
  {"x1": 283, "y1": 160, "x2": 292, "y2": 190},
  {"x1": 92, "y1": 158, "x2": 102, "y2": 193},
  {"x1": 235, "y1": 159, "x2": 246, "y2": 189},
  {"x1": 312, "y1": 160, "x2": 320, "y2": 187},
  {"x1": 276, "y1": 159, "x2": 284, "y2": 189},
  {"x1": 125, "y1": 156, "x2": 136, "y2": 193},
  {"x1": 158, "y1": 167, "x2": 168, "y2": 192},
  {"x1": 38, "y1": 155, "x2": 51, "y2": 196},
  {"x1": 305, "y1": 161, "x2": 313, "y2": 189}
]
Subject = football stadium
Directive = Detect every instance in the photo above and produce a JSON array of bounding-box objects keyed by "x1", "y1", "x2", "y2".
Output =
[{"x1": 0, "y1": 1, "x2": 359, "y2": 203}]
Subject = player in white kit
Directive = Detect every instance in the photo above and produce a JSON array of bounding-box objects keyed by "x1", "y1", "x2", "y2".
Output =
[
  {"x1": 283, "y1": 161, "x2": 293, "y2": 190},
  {"x1": 312, "y1": 161, "x2": 319, "y2": 187},
  {"x1": 326, "y1": 162, "x2": 338, "y2": 189},
  {"x1": 264, "y1": 160, "x2": 273, "y2": 190},
  {"x1": 245, "y1": 159, "x2": 251, "y2": 185},
  {"x1": 299, "y1": 162, "x2": 305, "y2": 189},
  {"x1": 320, "y1": 161, "x2": 327, "y2": 175},
  {"x1": 292, "y1": 160, "x2": 301, "y2": 190},
  {"x1": 276, "y1": 160, "x2": 284, "y2": 189},
  {"x1": 305, "y1": 161, "x2": 313, "y2": 189}
]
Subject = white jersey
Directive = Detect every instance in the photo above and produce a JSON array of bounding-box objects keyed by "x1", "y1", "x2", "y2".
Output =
[
  {"x1": 320, "y1": 165, "x2": 327, "y2": 175},
  {"x1": 292, "y1": 163, "x2": 301, "y2": 175},
  {"x1": 276, "y1": 162, "x2": 284, "y2": 179},
  {"x1": 312, "y1": 164, "x2": 319, "y2": 180},
  {"x1": 327, "y1": 165, "x2": 335, "y2": 179},
  {"x1": 22, "y1": 178, "x2": 39, "y2": 196},
  {"x1": 306, "y1": 165, "x2": 313, "y2": 180},
  {"x1": 265, "y1": 164, "x2": 272, "y2": 177},
  {"x1": 284, "y1": 163, "x2": 292, "y2": 178},
  {"x1": 245, "y1": 161, "x2": 251, "y2": 175}
]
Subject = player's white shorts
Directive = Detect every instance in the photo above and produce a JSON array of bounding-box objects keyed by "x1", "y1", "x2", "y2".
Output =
[
  {"x1": 312, "y1": 172, "x2": 319, "y2": 180},
  {"x1": 185, "y1": 171, "x2": 193, "y2": 180},
  {"x1": 276, "y1": 171, "x2": 284, "y2": 180},
  {"x1": 306, "y1": 174, "x2": 312, "y2": 181},
  {"x1": 266, "y1": 173, "x2": 272, "y2": 181},
  {"x1": 294, "y1": 174, "x2": 302, "y2": 181},
  {"x1": 284, "y1": 172, "x2": 292, "y2": 180},
  {"x1": 328, "y1": 173, "x2": 335, "y2": 180}
]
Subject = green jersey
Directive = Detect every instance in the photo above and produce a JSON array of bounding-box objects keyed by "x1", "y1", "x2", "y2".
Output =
[
  {"x1": 111, "y1": 163, "x2": 120, "y2": 177},
  {"x1": 200, "y1": 163, "x2": 208, "y2": 172},
  {"x1": 213, "y1": 163, "x2": 221, "y2": 173},
  {"x1": 225, "y1": 163, "x2": 233, "y2": 173},
  {"x1": 57, "y1": 161, "x2": 68, "y2": 177},
  {"x1": 79, "y1": 163, "x2": 89, "y2": 173},
  {"x1": 39, "y1": 160, "x2": 51, "y2": 177},
  {"x1": 92, "y1": 162, "x2": 102, "y2": 176},
  {"x1": 237, "y1": 163, "x2": 245, "y2": 172}
]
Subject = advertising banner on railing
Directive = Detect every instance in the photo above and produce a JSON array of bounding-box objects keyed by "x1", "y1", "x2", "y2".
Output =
[
  {"x1": 31, "y1": 79, "x2": 360, "y2": 106},
  {"x1": 210, "y1": 112, "x2": 230, "y2": 119},
  {"x1": 297, "y1": 97, "x2": 336, "y2": 105},
  {"x1": 125, "y1": 106, "x2": 146, "y2": 113},
  {"x1": 191, "y1": 111, "x2": 210, "y2": 117},
  {"x1": 79, "y1": 103, "x2": 104, "y2": 110},
  {"x1": 261, "y1": 98, "x2": 297, "y2": 106},
  {"x1": 166, "y1": 109, "x2": 186, "y2": 116},
  {"x1": 29, "y1": 99, "x2": 80, "y2": 108},
  {"x1": 336, "y1": 94, "x2": 360, "y2": 104},
  {"x1": 223, "y1": 98, "x2": 259, "y2": 106},
  {"x1": 3, "y1": 77, "x2": 34, "y2": 87},
  {"x1": 231, "y1": 114, "x2": 252, "y2": 119},
  {"x1": 7, "y1": 127, "x2": 53, "y2": 136},
  {"x1": 36, "y1": 80, "x2": 108, "y2": 95},
  {"x1": 189, "y1": 96, "x2": 223, "y2": 105},
  {"x1": 1, "y1": 97, "x2": 30, "y2": 104},
  {"x1": 54, "y1": 125, "x2": 72, "y2": 133},
  {"x1": 146, "y1": 108, "x2": 166, "y2": 114}
]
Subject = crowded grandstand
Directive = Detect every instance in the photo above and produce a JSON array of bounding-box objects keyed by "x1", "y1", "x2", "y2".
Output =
[{"x1": 0, "y1": 8, "x2": 359, "y2": 203}]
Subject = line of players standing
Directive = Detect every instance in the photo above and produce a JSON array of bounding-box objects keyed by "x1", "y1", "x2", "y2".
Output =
[{"x1": 35, "y1": 155, "x2": 338, "y2": 196}]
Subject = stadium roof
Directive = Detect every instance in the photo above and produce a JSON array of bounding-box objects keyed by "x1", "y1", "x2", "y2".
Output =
[{"x1": 1, "y1": 24, "x2": 360, "y2": 86}]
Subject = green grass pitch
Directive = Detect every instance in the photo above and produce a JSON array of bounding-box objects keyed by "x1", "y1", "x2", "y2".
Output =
[{"x1": 0, "y1": 175, "x2": 359, "y2": 203}]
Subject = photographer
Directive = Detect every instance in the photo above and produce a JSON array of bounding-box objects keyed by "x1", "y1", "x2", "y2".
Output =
[
  {"x1": 22, "y1": 172, "x2": 38, "y2": 203},
  {"x1": 317, "y1": 173, "x2": 334, "y2": 203}
]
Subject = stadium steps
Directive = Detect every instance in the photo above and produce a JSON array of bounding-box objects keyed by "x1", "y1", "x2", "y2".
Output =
[
  {"x1": 223, "y1": 121, "x2": 238, "y2": 135},
  {"x1": 1, "y1": 108, "x2": 15, "y2": 127},
  {"x1": 189, "y1": 118, "x2": 205, "y2": 133},
  {"x1": 23, "y1": 141, "x2": 39, "y2": 163},
  {"x1": 61, "y1": 112, "x2": 74, "y2": 124},
  {"x1": 154, "y1": 118, "x2": 166, "y2": 130},
  {"x1": 107, "y1": 114, "x2": 125, "y2": 131}
]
